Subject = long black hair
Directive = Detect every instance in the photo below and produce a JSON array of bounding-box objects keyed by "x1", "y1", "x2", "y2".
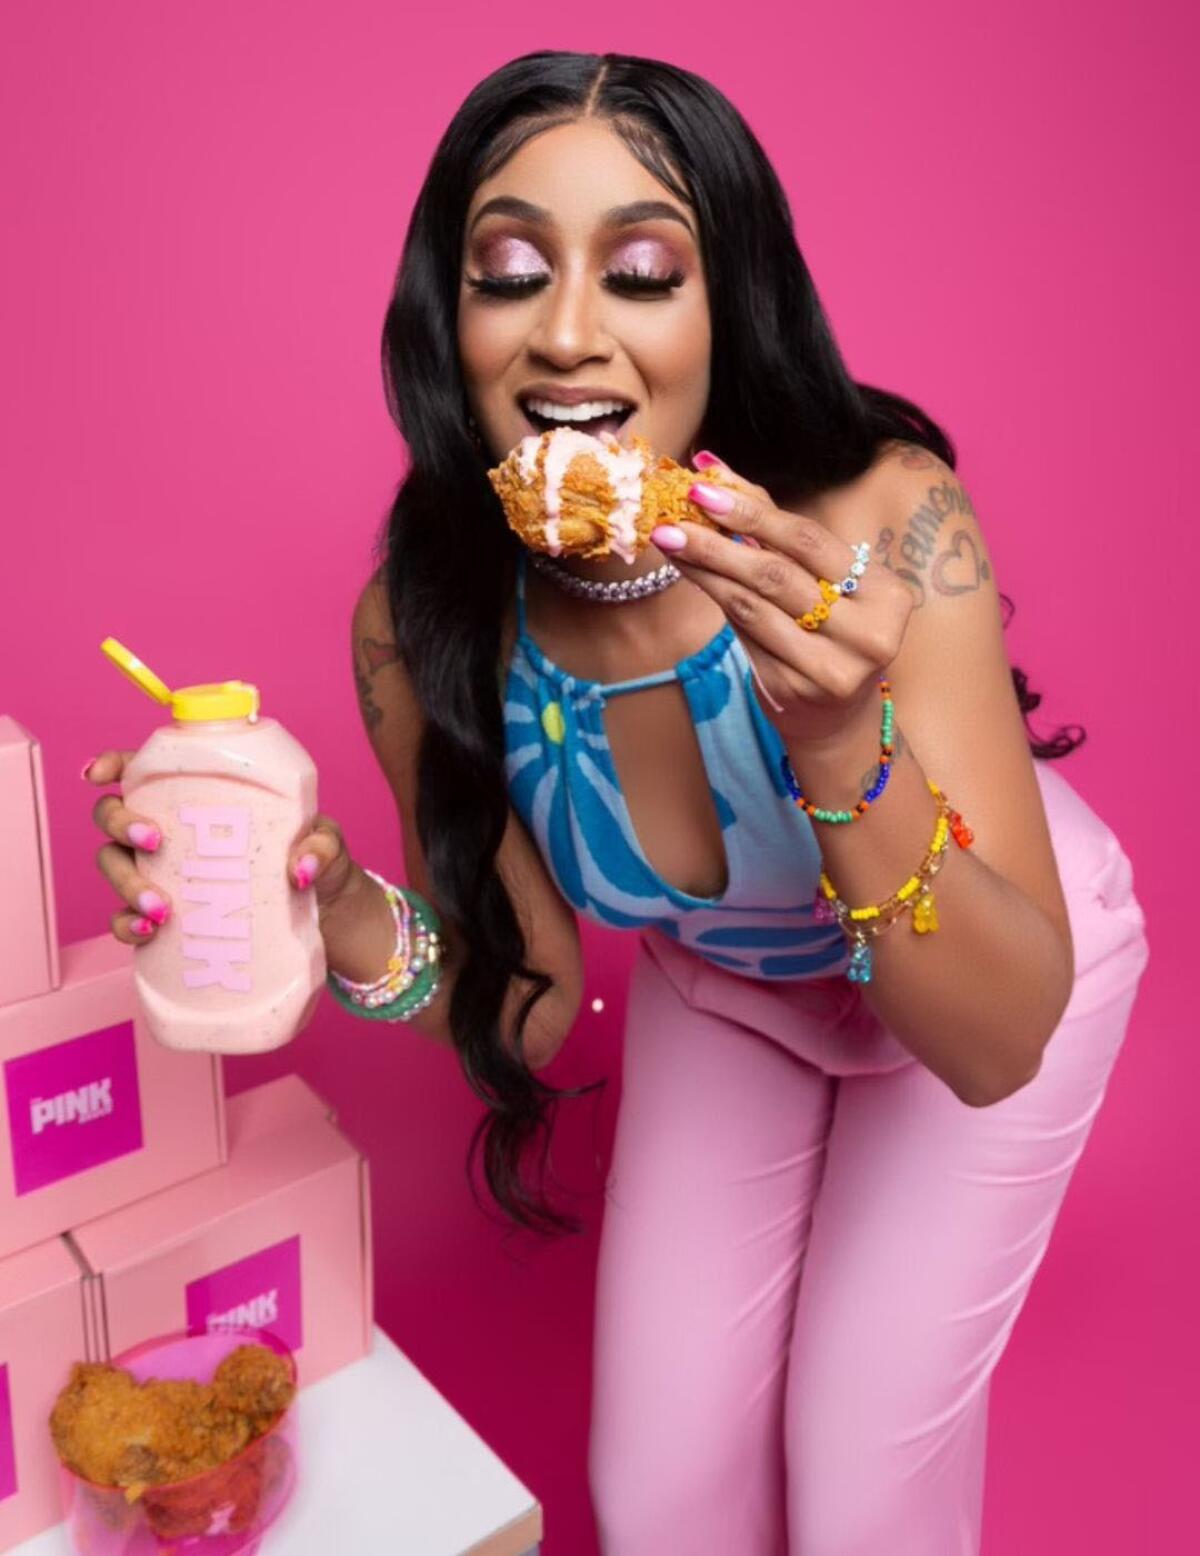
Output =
[{"x1": 375, "y1": 50, "x2": 1085, "y2": 1239}]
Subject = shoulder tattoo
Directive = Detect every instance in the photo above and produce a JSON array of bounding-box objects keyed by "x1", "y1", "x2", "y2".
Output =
[
  {"x1": 872, "y1": 446, "x2": 991, "y2": 611},
  {"x1": 353, "y1": 633, "x2": 399, "y2": 734}
]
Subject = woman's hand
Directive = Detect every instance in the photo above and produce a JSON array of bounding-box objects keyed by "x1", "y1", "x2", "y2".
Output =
[
  {"x1": 84, "y1": 750, "x2": 361, "y2": 943},
  {"x1": 651, "y1": 453, "x2": 914, "y2": 747},
  {"x1": 285, "y1": 813, "x2": 360, "y2": 919},
  {"x1": 85, "y1": 749, "x2": 174, "y2": 946}
]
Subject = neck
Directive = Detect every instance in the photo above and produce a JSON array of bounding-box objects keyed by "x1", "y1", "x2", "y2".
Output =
[{"x1": 522, "y1": 546, "x2": 689, "y2": 642}]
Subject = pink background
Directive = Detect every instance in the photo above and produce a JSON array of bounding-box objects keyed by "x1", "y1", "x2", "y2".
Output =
[{"x1": 2, "y1": 3, "x2": 1192, "y2": 1549}]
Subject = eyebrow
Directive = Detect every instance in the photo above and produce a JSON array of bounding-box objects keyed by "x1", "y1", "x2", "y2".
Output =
[{"x1": 467, "y1": 196, "x2": 695, "y2": 240}]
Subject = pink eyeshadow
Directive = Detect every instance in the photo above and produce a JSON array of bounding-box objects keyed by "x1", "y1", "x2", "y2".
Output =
[
  {"x1": 609, "y1": 238, "x2": 681, "y2": 275},
  {"x1": 473, "y1": 234, "x2": 545, "y2": 276}
]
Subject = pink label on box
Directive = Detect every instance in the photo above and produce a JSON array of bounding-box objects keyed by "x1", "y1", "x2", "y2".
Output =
[
  {"x1": 4, "y1": 1021, "x2": 143, "y2": 1196},
  {"x1": 0, "y1": 1363, "x2": 15, "y2": 1502},
  {"x1": 185, "y1": 1234, "x2": 303, "y2": 1353}
]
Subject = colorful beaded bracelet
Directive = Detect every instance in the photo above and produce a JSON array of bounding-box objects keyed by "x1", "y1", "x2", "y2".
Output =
[
  {"x1": 329, "y1": 878, "x2": 440, "y2": 1011},
  {"x1": 326, "y1": 961, "x2": 442, "y2": 1023},
  {"x1": 325, "y1": 867, "x2": 443, "y2": 1022},
  {"x1": 780, "y1": 677, "x2": 894, "y2": 824},
  {"x1": 327, "y1": 873, "x2": 438, "y2": 1005},
  {"x1": 326, "y1": 929, "x2": 441, "y2": 1020},
  {"x1": 814, "y1": 779, "x2": 976, "y2": 983}
]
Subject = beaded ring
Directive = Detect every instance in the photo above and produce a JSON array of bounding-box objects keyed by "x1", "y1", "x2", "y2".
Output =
[
  {"x1": 780, "y1": 677, "x2": 894, "y2": 823},
  {"x1": 795, "y1": 541, "x2": 870, "y2": 632}
]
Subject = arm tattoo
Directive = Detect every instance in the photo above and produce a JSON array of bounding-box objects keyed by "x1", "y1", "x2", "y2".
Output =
[
  {"x1": 858, "y1": 725, "x2": 908, "y2": 791},
  {"x1": 353, "y1": 634, "x2": 398, "y2": 734},
  {"x1": 872, "y1": 450, "x2": 991, "y2": 611}
]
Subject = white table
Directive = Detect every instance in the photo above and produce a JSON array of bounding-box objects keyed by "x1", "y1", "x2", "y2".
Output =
[{"x1": 16, "y1": 1325, "x2": 542, "y2": 1555}]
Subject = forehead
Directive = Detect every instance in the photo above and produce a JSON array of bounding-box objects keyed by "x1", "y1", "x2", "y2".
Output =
[{"x1": 465, "y1": 119, "x2": 693, "y2": 237}]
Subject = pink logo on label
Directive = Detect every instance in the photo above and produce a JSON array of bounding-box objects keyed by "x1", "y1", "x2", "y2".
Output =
[
  {"x1": 0, "y1": 1364, "x2": 16, "y2": 1502},
  {"x1": 4, "y1": 1022, "x2": 143, "y2": 1196},
  {"x1": 179, "y1": 803, "x2": 253, "y2": 993},
  {"x1": 185, "y1": 1235, "x2": 302, "y2": 1354}
]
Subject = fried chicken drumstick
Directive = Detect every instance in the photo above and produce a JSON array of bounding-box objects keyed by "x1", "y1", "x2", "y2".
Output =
[{"x1": 487, "y1": 426, "x2": 743, "y2": 564}]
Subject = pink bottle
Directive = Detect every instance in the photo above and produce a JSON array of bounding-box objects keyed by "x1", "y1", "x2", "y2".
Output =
[{"x1": 99, "y1": 637, "x2": 326, "y2": 1055}]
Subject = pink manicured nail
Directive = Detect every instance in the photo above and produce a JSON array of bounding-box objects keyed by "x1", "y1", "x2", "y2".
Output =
[
  {"x1": 651, "y1": 524, "x2": 688, "y2": 552},
  {"x1": 128, "y1": 822, "x2": 162, "y2": 851},
  {"x1": 81, "y1": 757, "x2": 100, "y2": 781},
  {"x1": 131, "y1": 917, "x2": 154, "y2": 936},
  {"x1": 688, "y1": 482, "x2": 736, "y2": 515},
  {"x1": 136, "y1": 890, "x2": 170, "y2": 924},
  {"x1": 692, "y1": 450, "x2": 722, "y2": 469},
  {"x1": 294, "y1": 852, "x2": 320, "y2": 889}
]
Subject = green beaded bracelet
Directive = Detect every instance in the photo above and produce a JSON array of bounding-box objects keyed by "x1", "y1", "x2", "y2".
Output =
[
  {"x1": 324, "y1": 868, "x2": 443, "y2": 1022},
  {"x1": 325, "y1": 958, "x2": 441, "y2": 1023}
]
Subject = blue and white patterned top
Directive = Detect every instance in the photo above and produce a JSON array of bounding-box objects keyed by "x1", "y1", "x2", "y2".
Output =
[{"x1": 502, "y1": 549, "x2": 851, "y2": 981}]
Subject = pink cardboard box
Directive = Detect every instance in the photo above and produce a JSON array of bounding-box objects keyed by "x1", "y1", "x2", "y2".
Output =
[
  {"x1": 0, "y1": 935, "x2": 227, "y2": 1263},
  {"x1": 68, "y1": 1076, "x2": 373, "y2": 1391},
  {"x1": 0, "y1": 1235, "x2": 89, "y2": 1550},
  {"x1": 223, "y1": 1069, "x2": 336, "y2": 1145},
  {"x1": 0, "y1": 717, "x2": 61, "y2": 1008}
]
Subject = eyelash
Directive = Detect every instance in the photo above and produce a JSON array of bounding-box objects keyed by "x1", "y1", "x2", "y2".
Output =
[{"x1": 465, "y1": 268, "x2": 685, "y2": 300}]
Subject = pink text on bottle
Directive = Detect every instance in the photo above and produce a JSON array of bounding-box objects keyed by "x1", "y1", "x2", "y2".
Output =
[{"x1": 179, "y1": 804, "x2": 253, "y2": 992}]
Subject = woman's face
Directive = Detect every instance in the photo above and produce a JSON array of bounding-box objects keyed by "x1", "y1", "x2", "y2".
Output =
[{"x1": 459, "y1": 118, "x2": 711, "y2": 471}]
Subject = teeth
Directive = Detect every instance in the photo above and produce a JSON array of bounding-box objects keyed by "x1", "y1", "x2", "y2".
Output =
[{"x1": 523, "y1": 396, "x2": 631, "y2": 423}]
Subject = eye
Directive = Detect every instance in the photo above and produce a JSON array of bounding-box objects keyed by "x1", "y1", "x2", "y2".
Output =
[
  {"x1": 463, "y1": 274, "x2": 546, "y2": 299},
  {"x1": 464, "y1": 268, "x2": 685, "y2": 300},
  {"x1": 608, "y1": 267, "x2": 685, "y2": 297}
]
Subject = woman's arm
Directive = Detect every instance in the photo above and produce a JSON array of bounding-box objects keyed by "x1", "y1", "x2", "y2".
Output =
[
  {"x1": 341, "y1": 572, "x2": 585, "y2": 1070},
  {"x1": 790, "y1": 451, "x2": 1074, "y2": 1107}
]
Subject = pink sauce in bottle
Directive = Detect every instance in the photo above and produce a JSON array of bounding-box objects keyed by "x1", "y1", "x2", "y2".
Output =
[{"x1": 100, "y1": 638, "x2": 325, "y2": 1054}]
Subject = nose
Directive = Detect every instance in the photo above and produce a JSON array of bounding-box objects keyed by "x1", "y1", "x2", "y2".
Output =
[{"x1": 526, "y1": 260, "x2": 612, "y2": 366}]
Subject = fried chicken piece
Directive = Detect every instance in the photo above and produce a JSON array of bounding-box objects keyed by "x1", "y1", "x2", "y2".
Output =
[
  {"x1": 48, "y1": 1344, "x2": 295, "y2": 1501},
  {"x1": 49, "y1": 1363, "x2": 250, "y2": 1495},
  {"x1": 487, "y1": 426, "x2": 743, "y2": 563},
  {"x1": 211, "y1": 1343, "x2": 296, "y2": 1428}
]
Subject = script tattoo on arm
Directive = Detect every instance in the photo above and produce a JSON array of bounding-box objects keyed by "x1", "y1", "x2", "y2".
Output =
[
  {"x1": 353, "y1": 635, "x2": 399, "y2": 734},
  {"x1": 872, "y1": 445, "x2": 991, "y2": 611}
]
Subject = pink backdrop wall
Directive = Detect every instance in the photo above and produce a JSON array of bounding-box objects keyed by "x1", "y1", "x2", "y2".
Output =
[{"x1": 3, "y1": 3, "x2": 1191, "y2": 1549}]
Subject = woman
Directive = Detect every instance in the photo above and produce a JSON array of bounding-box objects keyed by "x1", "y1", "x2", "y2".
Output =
[{"x1": 87, "y1": 50, "x2": 1150, "y2": 1555}]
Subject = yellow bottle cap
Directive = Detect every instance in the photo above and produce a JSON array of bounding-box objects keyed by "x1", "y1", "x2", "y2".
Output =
[{"x1": 100, "y1": 638, "x2": 260, "y2": 722}]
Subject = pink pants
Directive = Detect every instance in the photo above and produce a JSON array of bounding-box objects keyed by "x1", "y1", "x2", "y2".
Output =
[{"x1": 587, "y1": 764, "x2": 1151, "y2": 1555}]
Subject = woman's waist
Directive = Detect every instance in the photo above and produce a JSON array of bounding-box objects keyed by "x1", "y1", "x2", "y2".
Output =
[{"x1": 636, "y1": 926, "x2": 914, "y2": 1076}]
